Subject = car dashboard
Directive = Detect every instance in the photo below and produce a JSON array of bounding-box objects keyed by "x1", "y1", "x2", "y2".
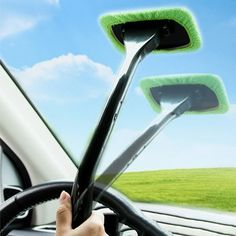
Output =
[{"x1": 4, "y1": 198, "x2": 236, "y2": 236}]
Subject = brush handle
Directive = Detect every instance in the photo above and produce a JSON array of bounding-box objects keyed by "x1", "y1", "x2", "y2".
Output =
[
  {"x1": 71, "y1": 29, "x2": 160, "y2": 228},
  {"x1": 95, "y1": 96, "x2": 192, "y2": 201}
]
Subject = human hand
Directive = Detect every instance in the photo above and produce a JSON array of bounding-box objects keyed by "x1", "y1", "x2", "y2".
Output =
[{"x1": 56, "y1": 191, "x2": 108, "y2": 236}]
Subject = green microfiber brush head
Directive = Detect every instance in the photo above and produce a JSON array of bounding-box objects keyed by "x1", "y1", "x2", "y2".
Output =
[
  {"x1": 140, "y1": 74, "x2": 229, "y2": 114},
  {"x1": 100, "y1": 7, "x2": 201, "y2": 53}
]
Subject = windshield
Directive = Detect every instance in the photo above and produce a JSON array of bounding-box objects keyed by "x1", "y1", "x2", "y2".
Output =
[{"x1": 1, "y1": 0, "x2": 236, "y2": 214}]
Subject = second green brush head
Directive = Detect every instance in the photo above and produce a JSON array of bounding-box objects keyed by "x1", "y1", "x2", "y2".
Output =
[
  {"x1": 140, "y1": 74, "x2": 229, "y2": 114},
  {"x1": 100, "y1": 7, "x2": 201, "y2": 53}
]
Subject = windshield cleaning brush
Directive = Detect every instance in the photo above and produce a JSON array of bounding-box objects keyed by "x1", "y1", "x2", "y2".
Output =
[
  {"x1": 140, "y1": 73, "x2": 229, "y2": 114},
  {"x1": 72, "y1": 8, "x2": 202, "y2": 232},
  {"x1": 95, "y1": 73, "x2": 229, "y2": 200},
  {"x1": 100, "y1": 7, "x2": 201, "y2": 53}
]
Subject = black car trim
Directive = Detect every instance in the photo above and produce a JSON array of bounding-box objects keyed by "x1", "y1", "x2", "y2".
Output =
[{"x1": 0, "y1": 138, "x2": 32, "y2": 189}]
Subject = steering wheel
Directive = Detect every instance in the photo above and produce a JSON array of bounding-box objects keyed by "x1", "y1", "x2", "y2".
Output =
[{"x1": 0, "y1": 181, "x2": 170, "y2": 236}]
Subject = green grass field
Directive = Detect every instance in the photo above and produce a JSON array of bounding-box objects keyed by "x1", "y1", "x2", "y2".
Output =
[{"x1": 112, "y1": 168, "x2": 236, "y2": 212}]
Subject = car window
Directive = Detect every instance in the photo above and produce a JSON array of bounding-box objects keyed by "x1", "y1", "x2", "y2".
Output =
[{"x1": 1, "y1": 0, "x2": 236, "y2": 216}]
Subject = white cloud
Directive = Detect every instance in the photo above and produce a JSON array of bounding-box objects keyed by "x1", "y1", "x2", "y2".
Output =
[
  {"x1": 0, "y1": 0, "x2": 59, "y2": 40},
  {"x1": 13, "y1": 53, "x2": 115, "y2": 104},
  {"x1": 15, "y1": 53, "x2": 114, "y2": 85},
  {"x1": 0, "y1": 15, "x2": 38, "y2": 40}
]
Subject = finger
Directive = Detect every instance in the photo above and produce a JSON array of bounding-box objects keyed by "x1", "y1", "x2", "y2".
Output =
[
  {"x1": 74, "y1": 211, "x2": 106, "y2": 236},
  {"x1": 56, "y1": 191, "x2": 72, "y2": 235}
]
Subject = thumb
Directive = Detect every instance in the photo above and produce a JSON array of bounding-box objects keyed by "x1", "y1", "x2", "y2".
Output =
[{"x1": 56, "y1": 191, "x2": 72, "y2": 235}]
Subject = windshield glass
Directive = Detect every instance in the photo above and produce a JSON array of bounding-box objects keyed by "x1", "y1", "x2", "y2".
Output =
[{"x1": 1, "y1": 0, "x2": 236, "y2": 214}]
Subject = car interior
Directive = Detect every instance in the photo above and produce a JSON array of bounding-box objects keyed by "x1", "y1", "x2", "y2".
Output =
[{"x1": 0, "y1": 2, "x2": 236, "y2": 236}]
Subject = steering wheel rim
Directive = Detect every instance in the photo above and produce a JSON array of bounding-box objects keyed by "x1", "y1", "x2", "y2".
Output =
[{"x1": 0, "y1": 181, "x2": 170, "y2": 236}]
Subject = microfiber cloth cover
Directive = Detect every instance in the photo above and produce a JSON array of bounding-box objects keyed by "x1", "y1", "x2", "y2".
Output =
[
  {"x1": 100, "y1": 7, "x2": 201, "y2": 53},
  {"x1": 140, "y1": 74, "x2": 229, "y2": 114}
]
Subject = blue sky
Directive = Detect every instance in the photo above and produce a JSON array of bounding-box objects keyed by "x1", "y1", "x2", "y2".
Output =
[{"x1": 1, "y1": 0, "x2": 236, "y2": 172}]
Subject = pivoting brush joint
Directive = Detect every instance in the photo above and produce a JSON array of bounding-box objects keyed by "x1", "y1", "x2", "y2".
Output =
[{"x1": 124, "y1": 26, "x2": 161, "y2": 58}]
